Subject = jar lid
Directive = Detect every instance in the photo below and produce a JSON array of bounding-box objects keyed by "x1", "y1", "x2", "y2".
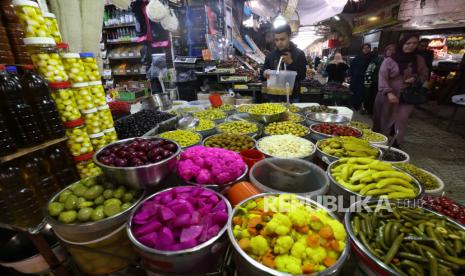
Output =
[
  {"x1": 56, "y1": 42, "x2": 69, "y2": 50},
  {"x1": 103, "y1": 127, "x2": 115, "y2": 133},
  {"x1": 12, "y1": 0, "x2": 39, "y2": 8},
  {"x1": 73, "y1": 152, "x2": 94, "y2": 163},
  {"x1": 23, "y1": 37, "x2": 56, "y2": 46},
  {"x1": 71, "y1": 82, "x2": 90, "y2": 88},
  {"x1": 79, "y1": 52, "x2": 95, "y2": 58},
  {"x1": 42, "y1": 12, "x2": 56, "y2": 19},
  {"x1": 5, "y1": 65, "x2": 17, "y2": 73},
  {"x1": 19, "y1": 64, "x2": 34, "y2": 70},
  {"x1": 63, "y1": 117, "x2": 85, "y2": 128},
  {"x1": 81, "y1": 107, "x2": 98, "y2": 114},
  {"x1": 97, "y1": 104, "x2": 110, "y2": 111},
  {"x1": 48, "y1": 81, "x2": 71, "y2": 89},
  {"x1": 0, "y1": 65, "x2": 5, "y2": 71},
  {"x1": 89, "y1": 132, "x2": 104, "y2": 139},
  {"x1": 88, "y1": 81, "x2": 102, "y2": 86},
  {"x1": 61, "y1": 53, "x2": 80, "y2": 59}
]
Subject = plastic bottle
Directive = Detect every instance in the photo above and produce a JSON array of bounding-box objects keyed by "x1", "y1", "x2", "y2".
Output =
[
  {"x1": 0, "y1": 112, "x2": 17, "y2": 156},
  {"x1": 20, "y1": 65, "x2": 65, "y2": 139},
  {"x1": 0, "y1": 64, "x2": 44, "y2": 147},
  {"x1": 5, "y1": 65, "x2": 20, "y2": 83},
  {"x1": 20, "y1": 153, "x2": 61, "y2": 205},
  {"x1": 0, "y1": 164, "x2": 42, "y2": 227},
  {"x1": 47, "y1": 145, "x2": 79, "y2": 188}
]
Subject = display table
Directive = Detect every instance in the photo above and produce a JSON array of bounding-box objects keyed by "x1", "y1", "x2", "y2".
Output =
[{"x1": 293, "y1": 103, "x2": 354, "y2": 120}]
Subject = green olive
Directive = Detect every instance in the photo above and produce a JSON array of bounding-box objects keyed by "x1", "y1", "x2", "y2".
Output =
[
  {"x1": 104, "y1": 203, "x2": 122, "y2": 217},
  {"x1": 58, "y1": 190, "x2": 72, "y2": 203},
  {"x1": 81, "y1": 177, "x2": 97, "y2": 187},
  {"x1": 121, "y1": 202, "x2": 132, "y2": 211},
  {"x1": 78, "y1": 201, "x2": 94, "y2": 208},
  {"x1": 73, "y1": 185, "x2": 88, "y2": 197},
  {"x1": 122, "y1": 192, "x2": 133, "y2": 203},
  {"x1": 48, "y1": 202, "x2": 64, "y2": 217},
  {"x1": 91, "y1": 207, "x2": 105, "y2": 221},
  {"x1": 94, "y1": 195, "x2": 105, "y2": 205},
  {"x1": 64, "y1": 195, "x2": 78, "y2": 210},
  {"x1": 59, "y1": 210, "x2": 77, "y2": 224},
  {"x1": 103, "y1": 189, "x2": 114, "y2": 199},
  {"x1": 104, "y1": 198, "x2": 122, "y2": 206},
  {"x1": 78, "y1": 207, "x2": 93, "y2": 222},
  {"x1": 159, "y1": 130, "x2": 200, "y2": 147},
  {"x1": 113, "y1": 186, "x2": 126, "y2": 199},
  {"x1": 83, "y1": 185, "x2": 104, "y2": 200},
  {"x1": 248, "y1": 103, "x2": 286, "y2": 115}
]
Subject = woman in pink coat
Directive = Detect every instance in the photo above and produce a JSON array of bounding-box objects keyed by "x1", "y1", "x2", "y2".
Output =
[{"x1": 373, "y1": 34, "x2": 429, "y2": 146}]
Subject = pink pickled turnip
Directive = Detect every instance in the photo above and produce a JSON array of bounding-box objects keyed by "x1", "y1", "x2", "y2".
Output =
[
  {"x1": 134, "y1": 220, "x2": 162, "y2": 237},
  {"x1": 159, "y1": 206, "x2": 176, "y2": 221},
  {"x1": 180, "y1": 225, "x2": 203, "y2": 243},
  {"x1": 212, "y1": 212, "x2": 228, "y2": 226},
  {"x1": 138, "y1": 232, "x2": 158, "y2": 248},
  {"x1": 172, "y1": 213, "x2": 191, "y2": 228},
  {"x1": 157, "y1": 227, "x2": 175, "y2": 250}
]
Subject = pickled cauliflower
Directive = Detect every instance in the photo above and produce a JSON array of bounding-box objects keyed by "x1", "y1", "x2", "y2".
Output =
[{"x1": 232, "y1": 194, "x2": 346, "y2": 275}]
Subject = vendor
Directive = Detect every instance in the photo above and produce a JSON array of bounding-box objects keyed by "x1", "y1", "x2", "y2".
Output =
[{"x1": 262, "y1": 24, "x2": 307, "y2": 102}]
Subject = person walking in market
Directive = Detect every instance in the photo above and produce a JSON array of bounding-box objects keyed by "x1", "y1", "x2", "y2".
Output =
[
  {"x1": 363, "y1": 43, "x2": 396, "y2": 114},
  {"x1": 325, "y1": 52, "x2": 349, "y2": 84},
  {"x1": 417, "y1": 38, "x2": 434, "y2": 76},
  {"x1": 262, "y1": 24, "x2": 307, "y2": 103},
  {"x1": 349, "y1": 43, "x2": 374, "y2": 111},
  {"x1": 373, "y1": 34, "x2": 429, "y2": 147}
]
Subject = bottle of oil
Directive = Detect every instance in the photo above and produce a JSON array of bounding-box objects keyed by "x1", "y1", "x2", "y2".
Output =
[
  {"x1": 46, "y1": 145, "x2": 79, "y2": 188},
  {"x1": 0, "y1": 164, "x2": 42, "y2": 228},
  {"x1": 0, "y1": 112, "x2": 17, "y2": 157},
  {"x1": 0, "y1": 65, "x2": 43, "y2": 146}
]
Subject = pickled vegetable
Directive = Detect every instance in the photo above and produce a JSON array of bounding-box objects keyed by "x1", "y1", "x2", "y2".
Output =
[
  {"x1": 13, "y1": 0, "x2": 51, "y2": 38},
  {"x1": 61, "y1": 53, "x2": 88, "y2": 83},
  {"x1": 43, "y1": 12, "x2": 62, "y2": 43},
  {"x1": 25, "y1": 38, "x2": 68, "y2": 82},
  {"x1": 97, "y1": 105, "x2": 114, "y2": 130},
  {"x1": 49, "y1": 82, "x2": 81, "y2": 122},
  {"x1": 103, "y1": 127, "x2": 118, "y2": 144},
  {"x1": 82, "y1": 108, "x2": 102, "y2": 134},
  {"x1": 72, "y1": 82, "x2": 95, "y2": 111},
  {"x1": 76, "y1": 157, "x2": 102, "y2": 179},
  {"x1": 80, "y1": 52, "x2": 101, "y2": 81},
  {"x1": 89, "y1": 132, "x2": 106, "y2": 151},
  {"x1": 64, "y1": 119, "x2": 94, "y2": 156},
  {"x1": 89, "y1": 81, "x2": 106, "y2": 107}
]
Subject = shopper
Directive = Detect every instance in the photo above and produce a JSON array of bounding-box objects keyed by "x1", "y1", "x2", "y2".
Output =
[
  {"x1": 314, "y1": 56, "x2": 321, "y2": 69},
  {"x1": 262, "y1": 24, "x2": 307, "y2": 103},
  {"x1": 417, "y1": 38, "x2": 434, "y2": 75},
  {"x1": 325, "y1": 52, "x2": 349, "y2": 84},
  {"x1": 363, "y1": 44, "x2": 396, "y2": 114},
  {"x1": 349, "y1": 43, "x2": 373, "y2": 111},
  {"x1": 373, "y1": 34, "x2": 429, "y2": 147}
]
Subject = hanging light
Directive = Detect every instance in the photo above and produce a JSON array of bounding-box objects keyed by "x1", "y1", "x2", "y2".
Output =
[
  {"x1": 334, "y1": 15, "x2": 340, "y2": 21},
  {"x1": 273, "y1": 13, "x2": 287, "y2": 29}
]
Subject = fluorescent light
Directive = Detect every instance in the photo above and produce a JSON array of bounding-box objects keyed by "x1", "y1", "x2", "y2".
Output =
[
  {"x1": 334, "y1": 15, "x2": 340, "y2": 21},
  {"x1": 273, "y1": 14, "x2": 287, "y2": 29}
]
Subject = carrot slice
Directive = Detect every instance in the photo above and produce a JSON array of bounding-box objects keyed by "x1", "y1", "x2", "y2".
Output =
[
  {"x1": 262, "y1": 251, "x2": 276, "y2": 269},
  {"x1": 318, "y1": 226, "x2": 334, "y2": 239},
  {"x1": 323, "y1": 257, "x2": 336, "y2": 267},
  {"x1": 238, "y1": 238, "x2": 250, "y2": 250},
  {"x1": 295, "y1": 225, "x2": 309, "y2": 234},
  {"x1": 306, "y1": 234, "x2": 320, "y2": 248},
  {"x1": 233, "y1": 216, "x2": 243, "y2": 226},
  {"x1": 330, "y1": 239, "x2": 339, "y2": 251},
  {"x1": 302, "y1": 264, "x2": 314, "y2": 274}
]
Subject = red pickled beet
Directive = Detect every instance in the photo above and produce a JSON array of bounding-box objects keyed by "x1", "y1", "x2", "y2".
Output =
[
  {"x1": 420, "y1": 195, "x2": 465, "y2": 226},
  {"x1": 312, "y1": 123, "x2": 360, "y2": 137}
]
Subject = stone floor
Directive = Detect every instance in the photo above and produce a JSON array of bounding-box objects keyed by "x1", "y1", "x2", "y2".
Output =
[{"x1": 353, "y1": 102, "x2": 465, "y2": 204}]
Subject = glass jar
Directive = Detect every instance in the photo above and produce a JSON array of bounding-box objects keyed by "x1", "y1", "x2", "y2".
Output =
[
  {"x1": 61, "y1": 53, "x2": 88, "y2": 83},
  {"x1": 97, "y1": 104, "x2": 114, "y2": 130},
  {"x1": 43, "y1": 12, "x2": 62, "y2": 43},
  {"x1": 24, "y1": 37, "x2": 68, "y2": 82},
  {"x1": 88, "y1": 81, "x2": 106, "y2": 107},
  {"x1": 89, "y1": 132, "x2": 106, "y2": 151},
  {"x1": 81, "y1": 108, "x2": 102, "y2": 135},
  {"x1": 103, "y1": 127, "x2": 118, "y2": 144},
  {"x1": 64, "y1": 118, "x2": 94, "y2": 156},
  {"x1": 79, "y1": 52, "x2": 101, "y2": 81},
  {"x1": 12, "y1": 0, "x2": 51, "y2": 38},
  {"x1": 74, "y1": 152, "x2": 102, "y2": 179},
  {"x1": 71, "y1": 82, "x2": 95, "y2": 111},
  {"x1": 49, "y1": 81, "x2": 81, "y2": 122}
]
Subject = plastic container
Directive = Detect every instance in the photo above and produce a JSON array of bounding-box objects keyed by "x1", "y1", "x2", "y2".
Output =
[
  {"x1": 72, "y1": 82, "x2": 95, "y2": 111},
  {"x1": 12, "y1": 0, "x2": 51, "y2": 38},
  {"x1": 56, "y1": 223, "x2": 135, "y2": 275},
  {"x1": 74, "y1": 152, "x2": 102, "y2": 179},
  {"x1": 88, "y1": 81, "x2": 106, "y2": 107},
  {"x1": 80, "y1": 52, "x2": 101, "y2": 81},
  {"x1": 0, "y1": 112, "x2": 17, "y2": 157},
  {"x1": 46, "y1": 145, "x2": 79, "y2": 187},
  {"x1": 97, "y1": 104, "x2": 114, "y2": 130},
  {"x1": 24, "y1": 37, "x2": 68, "y2": 82},
  {"x1": 89, "y1": 132, "x2": 106, "y2": 151},
  {"x1": 103, "y1": 127, "x2": 118, "y2": 144},
  {"x1": 226, "y1": 181, "x2": 260, "y2": 206},
  {"x1": 82, "y1": 108, "x2": 102, "y2": 135},
  {"x1": 49, "y1": 81, "x2": 81, "y2": 122},
  {"x1": 239, "y1": 149, "x2": 265, "y2": 170},
  {"x1": 42, "y1": 12, "x2": 61, "y2": 43},
  {"x1": 249, "y1": 158, "x2": 329, "y2": 199},
  {"x1": 64, "y1": 118, "x2": 94, "y2": 156},
  {"x1": 0, "y1": 64, "x2": 44, "y2": 147},
  {"x1": 266, "y1": 70, "x2": 297, "y2": 96},
  {"x1": 20, "y1": 65, "x2": 64, "y2": 139},
  {"x1": 61, "y1": 53, "x2": 88, "y2": 83}
]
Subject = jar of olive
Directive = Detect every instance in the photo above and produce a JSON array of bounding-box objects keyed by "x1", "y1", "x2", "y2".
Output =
[
  {"x1": 81, "y1": 108, "x2": 102, "y2": 135},
  {"x1": 103, "y1": 127, "x2": 118, "y2": 144},
  {"x1": 97, "y1": 104, "x2": 114, "y2": 130},
  {"x1": 71, "y1": 82, "x2": 95, "y2": 111},
  {"x1": 24, "y1": 37, "x2": 68, "y2": 82},
  {"x1": 74, "y1": 152, "x2": 102, "y2": 179},
  {"x1": 89, "y1": 132, "x2": 106, "y2": 151},
  {"x1": 88, "y1": 81, "x2": 106, "y2": 107},
  {"x1": 79, "y1": 52, "x2": 101, "y2": 81},
  {"x1": 61, "y1": 53, "x2": 88, "y2": 83},
  {"x1": 12, "y1": 0, "x2": 51, "y2": 38},
  {"x1": 48, "y1": 81, "x2": 81, "y2": 122},
  {"x1": 64, "y1": 118, "x2": 94, "y2": 156}
]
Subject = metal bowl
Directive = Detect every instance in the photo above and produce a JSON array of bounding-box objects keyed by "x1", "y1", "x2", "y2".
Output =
[
  {"x1": 45, "y1": 176, "x2": 146, "y2": 242},
  {"x1": 255, "y1": 135, "x2": 316, "y2": 160},
  {"x1": 263, "y1": 122, "x2": 311, "y2": 139},
  {"x1": 375, "y1": 145, "x2": 410, "y2": 164},
  {"x1": 227, "y1": 193, "x2": 350, "y2": 276},
  {"x1": 248, "y1": 111, "x2": 285, "y2": 123},
  {"x1": 195, "y1": 126, "x2": 217, "y2": 138},
  {"x1": 309, "y1": 123, "x2": 362, "y2": 142},
  {"x1": 183, "y1": 165, "x2": 248, "y2": 194},
  {"x1": 226, "y1": 112, "x2": 255, "y2": 122},
  {"x1": 93, "y1": 137, "x2": 182, "y2": 189},
  {"x1": 157, "y1": 131, "x2": 203, "y2": 149},
  {"x1": 282, "y1": 112, "x2": 305, "y2": 124},
  {"x1": 127, "y1": 186, "x2": 232, "y2": 274},
  {"x1": 216, "y1": 121, "x2": 259, "y2": 138},
  {"x1": 202, "y1": 133, "x2": 257, "y2": 152},
  {"x1": 306, "y1": 112, "x2": 350, "y2": 125},
  {"x1": 315, "y1": 139, "x2": 383, "y2": 165},
  {"x1": 326, "y1": 160, "x2": 423, "y2": 207},
  {"x1": 344, "y1": 199, "x2": 465, "y2": 276}
]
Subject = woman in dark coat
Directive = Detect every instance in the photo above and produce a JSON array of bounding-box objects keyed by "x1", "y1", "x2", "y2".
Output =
[
  {"x1": 325, "y1": 52, "x2": 349, "y2": 84},
  {"x1": 349, "y1": 43, "x2": 373, "y2": 110},
  {"x1": 373, "y1": 34, "x2": 429, "y2": 146}
]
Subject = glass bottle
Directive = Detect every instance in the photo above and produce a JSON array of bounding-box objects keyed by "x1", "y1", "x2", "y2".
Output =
[
  {"x1": 20, "y1": 65, "x2": 65, "y2": 139},
  {"x1": 47, "y1": 145, "x2": 79, "y2": 188},
  {"x1": 0, "y1": 64, "x2": 44, "y2": 147}
]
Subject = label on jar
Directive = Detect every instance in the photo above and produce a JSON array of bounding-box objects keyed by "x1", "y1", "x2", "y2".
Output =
[
  {"x1": 89, "y1": 132, "x2": 105, "y2": 138},
  {"x1": 81, "y1": 107, "x2": 98, "y2": 114},
  {"x1": 103, "y1": 127, "x2": 115, "y2": 133},
  {"x1": 97, "y1": 104, "x2": 110, "y2": 111}
]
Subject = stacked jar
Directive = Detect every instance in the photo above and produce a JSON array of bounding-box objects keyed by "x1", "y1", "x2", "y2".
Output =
[
  {"x1": 1, "y1": 0, "x2": 32, "y2": 64},
  {"x1": 0, "y1": 10, "x2": 15, "y2": 64},
  {"x1": 79, "y1": 52, "x2": 101, "y2": 81},
  {"x1": 24, "y1": 38, "x2": 68, "y2": 83},
  {"x1": 63, "y1": 118, "x2": 93, "y2": 157},
  {"x1": 42, "y1": 12, "x2": 62, "y2": 43},
  {"x1": 96, "y1": 104, "x2": 117, "y2": 143},
  {"x1": 88, "y1": 81, "x2": 107, "y2": 107},
  {"x1": 103, "y1": 127, "x2": 118, "y2": 144},
  {"x1": 73, "y1": 152, "x2": 101, "y2": 179},
  {"x1": 71, "y1": 82, "x2": 94, "y2": 111},
  {"x1": 56, "y1": 42, "x2": 69, "y2": 54},
  {"x1": 12, "y1": 0, "x2": 51, "y2": 38},
  {"x1": 81, "y1": 108, "x2": 103, "y2": 135},
  {"x1": 48, "y1": 82, "x2": 81, "y2": 123},
  {"x1": 61, "y1": 53, "x2": 88, "y2": 83}
]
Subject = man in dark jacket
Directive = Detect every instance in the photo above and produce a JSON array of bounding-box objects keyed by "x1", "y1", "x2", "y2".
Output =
[
  {"x1": 417, "y1": 38, "x2": 434, "y2": 77},
  {"x1": 262, "y1": 24, "x2": 307, "y2": 102}
]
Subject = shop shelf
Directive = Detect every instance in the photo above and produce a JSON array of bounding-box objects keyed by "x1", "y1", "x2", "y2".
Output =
[{"x1": 0, "y1": 137, "x2": 67, "y2": 164}]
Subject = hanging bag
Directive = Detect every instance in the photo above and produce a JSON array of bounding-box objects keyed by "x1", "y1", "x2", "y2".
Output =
[{"x1": 400, "y1": 82, "x2": 429, "y2": 105}]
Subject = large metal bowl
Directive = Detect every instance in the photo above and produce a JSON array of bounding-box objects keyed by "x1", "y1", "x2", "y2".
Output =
[
  {"x1": 183, "y1": 164, "x2": 248, "y2": 194},
  {"x1": 326, "y1": 160, "x2": 423, "y2": 208},
  {"x1": 45, "y1": 176, "x2": 146, "y2": 242},
  {"x1": 263, "y1": 122, "x2": 311, "y2": 139},
  {"x1": 255, "y1": 135, "x2": 316, "y2": 160},
  {"x1": 202, "y1": 133, "x2": 257, "y2": 152},
  {"x1": 195, "y1": 126, "x2": 217, "y2": 138},
  {"x1": 93, "y1": 137, "x2": 182, "y2": 189},
  {"x1": 374, "y1": 145, "x2": 410, "y2": 164},
  {"x1": 309, "y1": 123, "x2": 362, "y2": 142},
  {"x1": 227, "y1": 193, "x2": 350, "y2": 276},
  {"x1": 216, "y1": 121, "x2": 260, "y2": 138},
  {"x1": 248, "y1": 111, "x2": 285, "y2": 123},
  {"x1": 306, "y1": 112, "x2": 350, "y2": 125},
  {"x1": 157, "y1": 130, "x2": 203, "y2": 149},
  {"x1": 344, "y1": 199, "x2": 465, "y2": 276},
  {"x1": 315, "y1": 139, "x2": 383, "y2": 165},
  {"x1": 127, "y1": 186, "x2": 232, "y2": 274}
]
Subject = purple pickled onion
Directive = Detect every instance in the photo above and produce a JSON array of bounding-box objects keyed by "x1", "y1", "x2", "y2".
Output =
[{"x1": 180, "y1": 225, "x2": 203, "y2": 243}]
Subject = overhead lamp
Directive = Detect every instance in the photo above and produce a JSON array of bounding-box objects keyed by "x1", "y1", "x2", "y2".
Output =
[
  {"x1": 368, "y1": 16, "x2": 379, "y2": 21},
  {"x1": 334, "y1": 15, "x2": 340, "y2": 21},
  {"x1": 273, "y1": 13, "x2": 287, "y2": 29}
]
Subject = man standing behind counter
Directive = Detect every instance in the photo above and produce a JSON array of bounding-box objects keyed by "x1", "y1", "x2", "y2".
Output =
[{"x1": 262, "y1": 24, "x2": 307, "y2": 103}]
